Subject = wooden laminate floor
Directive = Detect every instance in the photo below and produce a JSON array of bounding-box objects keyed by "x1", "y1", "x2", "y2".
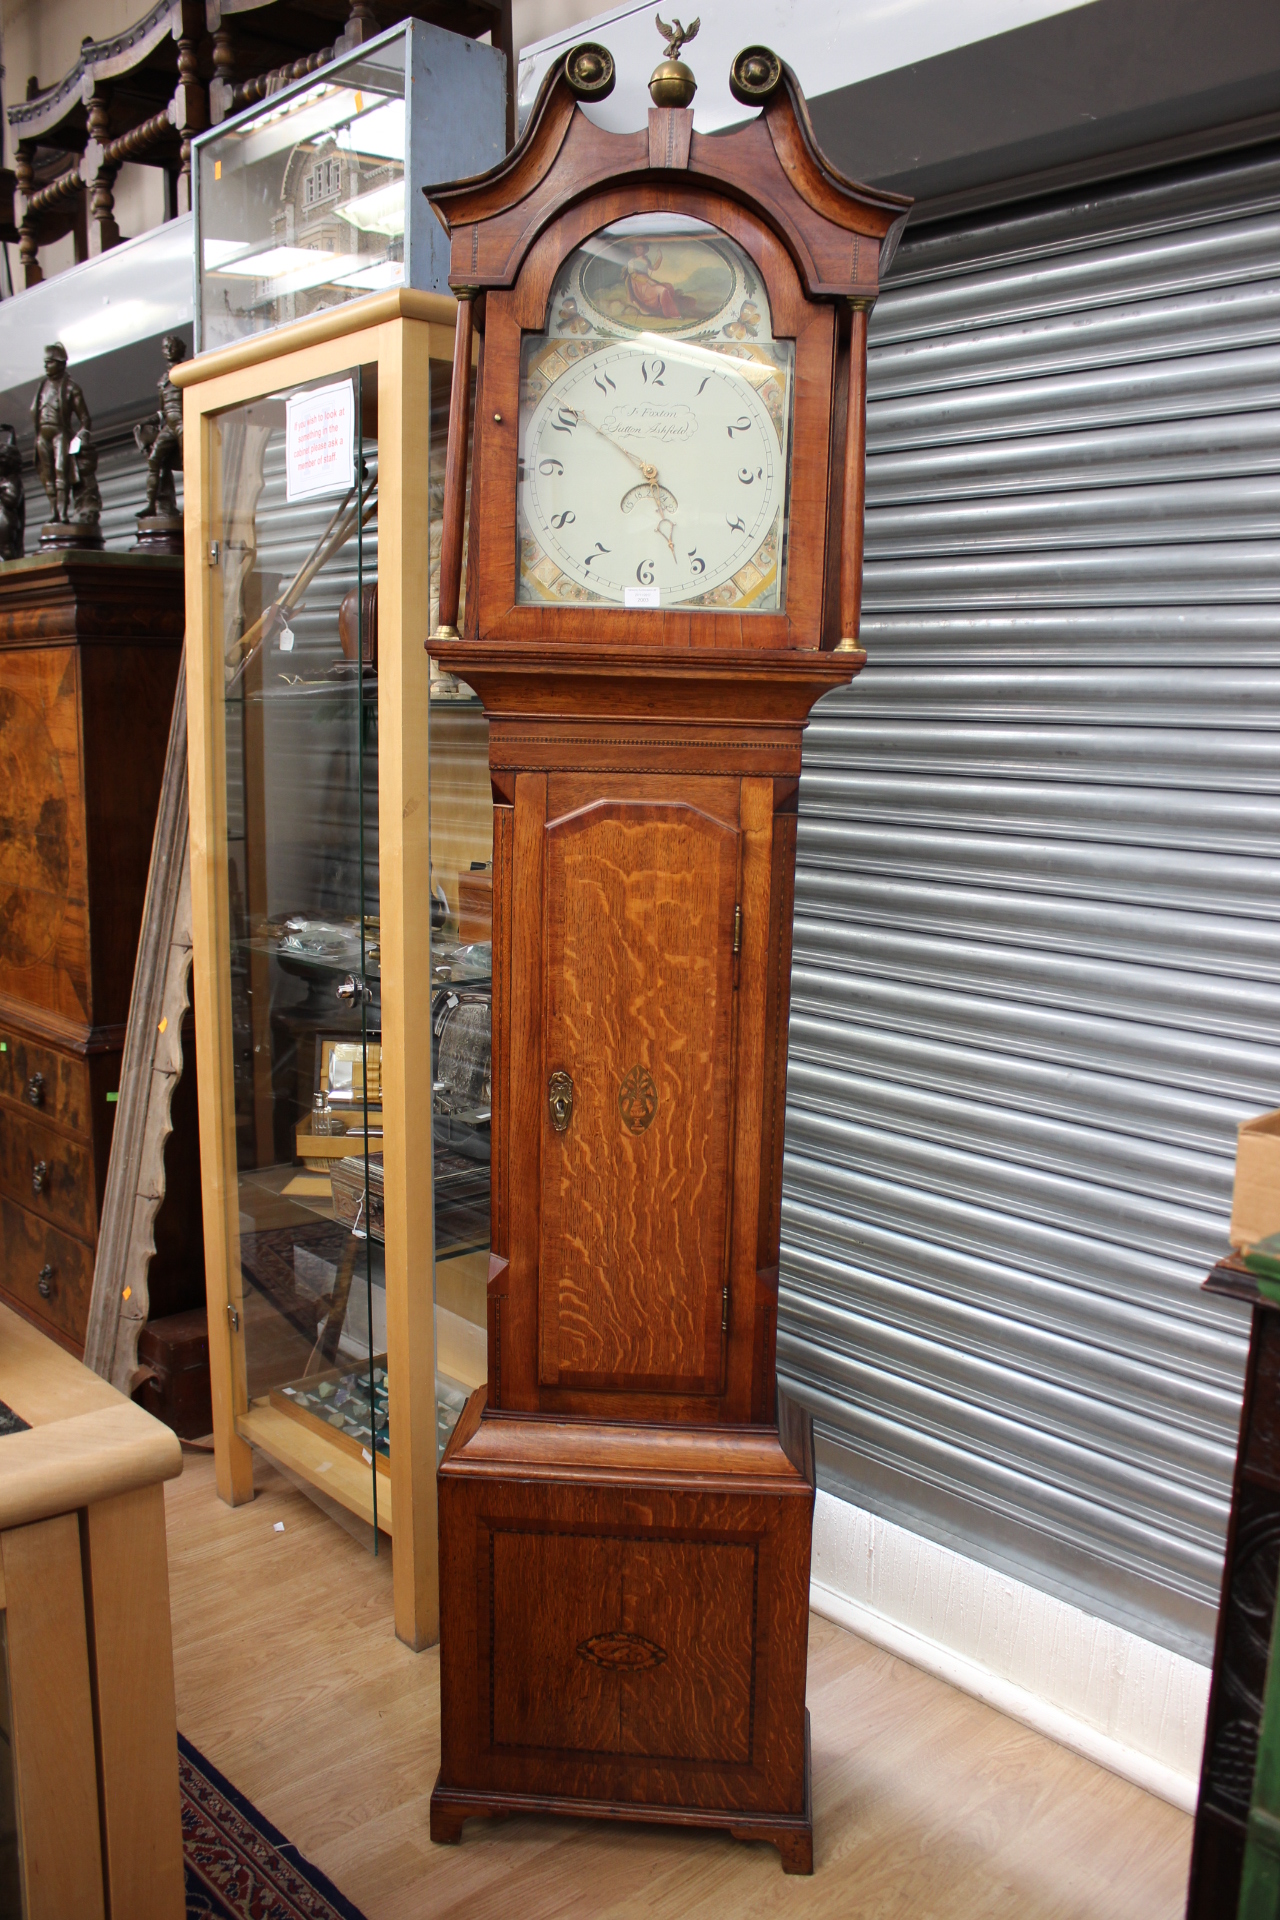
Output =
[{"x1": 165, "y1": 1449, "x2": 1194, "y2": 1919}]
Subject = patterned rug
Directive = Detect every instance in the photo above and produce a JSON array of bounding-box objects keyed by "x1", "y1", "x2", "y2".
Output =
[{"x1": 181, "y1": 1733, "x2": 368, "y2": 1920}]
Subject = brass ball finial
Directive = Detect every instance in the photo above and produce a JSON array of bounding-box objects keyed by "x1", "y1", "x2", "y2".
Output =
[
  {"x1": 729, "y1": 45, "x2": 782, "y2": 107},
  {"x1": 649, "y1": 12, "x2": 699, "y2": 109},
  {"x1": 564, "y1": 41, "x2": 615, "y2": 101}
]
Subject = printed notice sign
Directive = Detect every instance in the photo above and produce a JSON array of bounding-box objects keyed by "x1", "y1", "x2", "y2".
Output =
[
  {"x1": 624, "y1": 585, "x2": 661, "y2": 609},
  {"x1": 285, "y1": 380, "x2": 355, "y2": 503}
]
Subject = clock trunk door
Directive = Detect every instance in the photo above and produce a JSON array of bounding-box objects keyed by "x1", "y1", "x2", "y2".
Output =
[{"x1": 539, "y1": 791, "x2": 741, "y2": 1396}]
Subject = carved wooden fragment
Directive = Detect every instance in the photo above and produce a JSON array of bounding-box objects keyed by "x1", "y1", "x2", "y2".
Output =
[{"x1": 85, "y1": 651, "x2": 196, "y2": 1392}]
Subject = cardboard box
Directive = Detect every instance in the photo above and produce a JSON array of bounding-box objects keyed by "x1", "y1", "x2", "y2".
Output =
[{"x1": 1231, "y1": 1110, "x2": 1280, "y2": 1249}]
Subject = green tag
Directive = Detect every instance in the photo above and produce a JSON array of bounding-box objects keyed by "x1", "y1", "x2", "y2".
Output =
[
  {"x1": 0, "y1": 1041, "x2": 6, "y2": 1051},
  {"x1": 106, "y1": 1090, "x2": 119, "y2": 1103}
]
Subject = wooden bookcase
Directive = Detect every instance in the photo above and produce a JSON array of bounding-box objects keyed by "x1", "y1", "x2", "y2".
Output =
[{"x1": 176, "y1": 291, "x2": 474, "y2": 1648}]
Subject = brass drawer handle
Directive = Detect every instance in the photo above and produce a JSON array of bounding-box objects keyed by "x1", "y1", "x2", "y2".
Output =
[
  {"x1": 26, "y1": 1072, "x2": 44, "y2": 1108},
  {"x1": 37, "y1": 1264, "x2": 54, "y2": 1300},
  {"x1": 31, "y1": 1160, "x2": 47, "y2": 1196},
  {"x1": 548, "y1": 1070, "x2": 573, "y2": 1134}
]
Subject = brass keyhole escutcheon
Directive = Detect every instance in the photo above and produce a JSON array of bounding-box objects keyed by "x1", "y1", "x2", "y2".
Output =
[
  {"x1": 548, "y1": 1069, "x2": 574, "y2": 1134},
  {"x1": 618, "y1": 1064, "x2": 657, "y2": 1136}
]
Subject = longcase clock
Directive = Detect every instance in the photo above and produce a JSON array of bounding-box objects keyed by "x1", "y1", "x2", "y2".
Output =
[{"x1": 425, "y1": 28, "x2": 910, "y2": 1873}]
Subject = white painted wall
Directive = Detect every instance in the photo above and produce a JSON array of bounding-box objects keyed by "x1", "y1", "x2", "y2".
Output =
[{"x1": 811, "y1": 1489, "x2": 1212, "y2": 1810}]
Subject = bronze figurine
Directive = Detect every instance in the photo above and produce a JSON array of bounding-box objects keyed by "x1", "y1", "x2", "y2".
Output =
[
  {"x1": 0, "y1": 425, "x2": 24, "y2": 561},
  {"x1": 133, "y1": 333, "x2": 188, "y2": 555},
  {"x1": 32, "y1": 343, "x2": 102, "y2": 548}
]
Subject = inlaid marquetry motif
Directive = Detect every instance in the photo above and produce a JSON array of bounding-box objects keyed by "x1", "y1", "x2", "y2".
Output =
[
  {"x1": 618, "y1": 1063, "x2": 657, "y2": 1135},
  {"x1": 577, "y1": 1629, "x2": 668, "y2": 1673}
]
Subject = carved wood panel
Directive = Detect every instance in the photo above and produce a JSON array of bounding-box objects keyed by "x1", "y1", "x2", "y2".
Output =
[
  {"x1": 490, "y1": 1526, "x2": 756, "y2": 1762},
  {"x1": 0, "y1": 646, "x2": 88, "y2": 1026},
  {"x1": 1202, "y1": 1479, "x2": 1280, "y2": 1822},
  {"x1": 538, "y1": 790, "x2": 741, "y2": 1394}
]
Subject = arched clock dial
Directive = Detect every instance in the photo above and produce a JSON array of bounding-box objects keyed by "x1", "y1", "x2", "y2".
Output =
[{"x1": 518, "y1": 339, "x2": 789, "y2": 610}]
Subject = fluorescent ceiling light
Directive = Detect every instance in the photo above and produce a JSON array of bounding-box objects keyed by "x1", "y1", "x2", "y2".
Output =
[
  {"x1": 222, "y1": 85, "x2": 399, "y2": 171},
  {"x1": 337, "y1": 99, "x2": 405, "y2": 162},
  {"x1": 218, "y1": 86, "x2": 354, "y2": 171},
  {"x1": 212, "y1": 244, "x2": 365, "y2": 295},
  {"x1": 266, "y1": 252, "x2": 365, "y2": 296},
  {"x1": 203, "y1": 237, "x2": 252, "y2": 269},
  {"x1": 336, "y1": 179, "x2": 405, "y2": 237},
  {"x1": 213, "y1": 245, "x2": 326, "y2": 279},
  {"x1": 333, "y1": 259, "x2": 405, "y2": 291}
]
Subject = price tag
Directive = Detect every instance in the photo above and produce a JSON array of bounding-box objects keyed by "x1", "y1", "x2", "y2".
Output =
[
  {"x1": 624, "y1": 585, "x2": 661, "y2": 609},
  {"x1": 285, "y1": 379, "x2": 355, "y2": 503}
]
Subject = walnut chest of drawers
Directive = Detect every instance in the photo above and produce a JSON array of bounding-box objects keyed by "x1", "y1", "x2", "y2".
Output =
[{"x1": 0, "y1": 552, "x2": 183, "y2": 1353}]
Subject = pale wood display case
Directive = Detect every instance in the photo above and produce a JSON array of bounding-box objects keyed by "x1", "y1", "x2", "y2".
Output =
[{"x1": 176, "y1": 290, "x2": 487, "y2": 1648}]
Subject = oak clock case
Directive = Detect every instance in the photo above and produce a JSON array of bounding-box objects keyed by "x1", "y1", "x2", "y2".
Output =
[{"x1": 425, "y1": 39, "x2": 909, "y2": 1871}]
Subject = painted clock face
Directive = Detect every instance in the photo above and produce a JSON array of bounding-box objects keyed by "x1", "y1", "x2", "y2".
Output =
[{"x1": 516, "y1": 219, "x2": 794, "y2": 613}]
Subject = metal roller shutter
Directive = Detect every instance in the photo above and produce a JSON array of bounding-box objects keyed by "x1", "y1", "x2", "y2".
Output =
[{"x1": 781, "y1": 144, "x2": 1280, "y2": 1662}]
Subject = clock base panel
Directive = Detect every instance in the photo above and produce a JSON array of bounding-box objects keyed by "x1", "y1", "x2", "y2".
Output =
[
  {"x1": 433, "y1": 1388, "x2": 816, "y2": 1872},
  {"x1": 429, "y1": 1710, "x2": 813, "y2": 1873}
]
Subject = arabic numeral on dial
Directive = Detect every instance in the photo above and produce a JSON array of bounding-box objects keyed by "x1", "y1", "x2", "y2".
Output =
[
  {"x1": 687, "y1": 549, "x2": 706, "y2": 575},
  {"x1": 583, "y1": 542, "x2": 609, "y2": 572},
  {"x1": 636, "y1": 558, "x2": 655, "y2": 586},
  {"x1": 550, "y1": 407, "x2": 579, "y2": 434},
  {"x1": 738, "y1": 465, "x2": 763, "y2": 485},
  {"x1": 538, "y1": 456, "x2": 564, "y2": 476},
  {"x1": 695, "y1": 375, "x2": 711, "y2": 397},
  {"x1": 726, "y1": 515, "x2": 747, "y2": 535},
  {"x1": 550, "y1": 510, "x2": 576, "y2": 530},
  {"x1": 641, "y1": 358, "x2": 666, "y2": 386},
  {"x1": 593, "y1": 371, "x2": 616, "y2": 395},
  {"x1": 726, "y1": 416, "x2": 752, "y2": 438}
]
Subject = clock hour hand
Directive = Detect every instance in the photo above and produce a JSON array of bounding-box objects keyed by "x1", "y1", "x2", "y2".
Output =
[{"x1": 650, "y1": 486, "x2": 677, "y2": 559}]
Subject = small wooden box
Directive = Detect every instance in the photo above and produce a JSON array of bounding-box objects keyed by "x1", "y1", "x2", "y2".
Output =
[
  {"x1": 1231, "y1": 1111, "x2": 1280, "y2": 1249},
  {"x1": 456, "y1": 867, "x2": 492, "y2": 941},
  {"x1": 135, "y1": 1308, "x2": 212, "y2": 1440},
  {"x1": 331, "y1": 1153, "x2": 385, "y2": 1243}
]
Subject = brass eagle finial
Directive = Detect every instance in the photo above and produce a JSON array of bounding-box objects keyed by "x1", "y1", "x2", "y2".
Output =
[
  {"x1": 650, "y1": 12, "x2": 699, "y2": 106},
  {"x1": 656, "y1": 13, "x2": 699, "y2": 62}
]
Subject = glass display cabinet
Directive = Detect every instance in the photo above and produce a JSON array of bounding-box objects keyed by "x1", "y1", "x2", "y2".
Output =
[
  {"x1": 177, "y1": 290, "x2": 488, "y2": 1647},
  {"x1": 193, "y1": 19, "x2": 506, "y2": 353}
]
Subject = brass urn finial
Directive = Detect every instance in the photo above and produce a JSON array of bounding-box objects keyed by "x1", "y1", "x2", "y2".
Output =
[{"x1": 649, "y1": 12, "x2": 699, "y2": 108}]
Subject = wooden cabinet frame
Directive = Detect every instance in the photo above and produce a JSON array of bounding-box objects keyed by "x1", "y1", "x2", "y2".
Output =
[{"x1": 174, "y1": 290, "x2": 462, "y2": 1648}]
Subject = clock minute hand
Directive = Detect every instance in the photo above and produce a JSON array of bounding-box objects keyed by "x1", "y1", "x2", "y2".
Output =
[
  {"x1": 573, "y1": 408, "x2": 659, "y2": 483},
  {"x1": 571, "y1": 407, "x2": 676, "y2": 557}
]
